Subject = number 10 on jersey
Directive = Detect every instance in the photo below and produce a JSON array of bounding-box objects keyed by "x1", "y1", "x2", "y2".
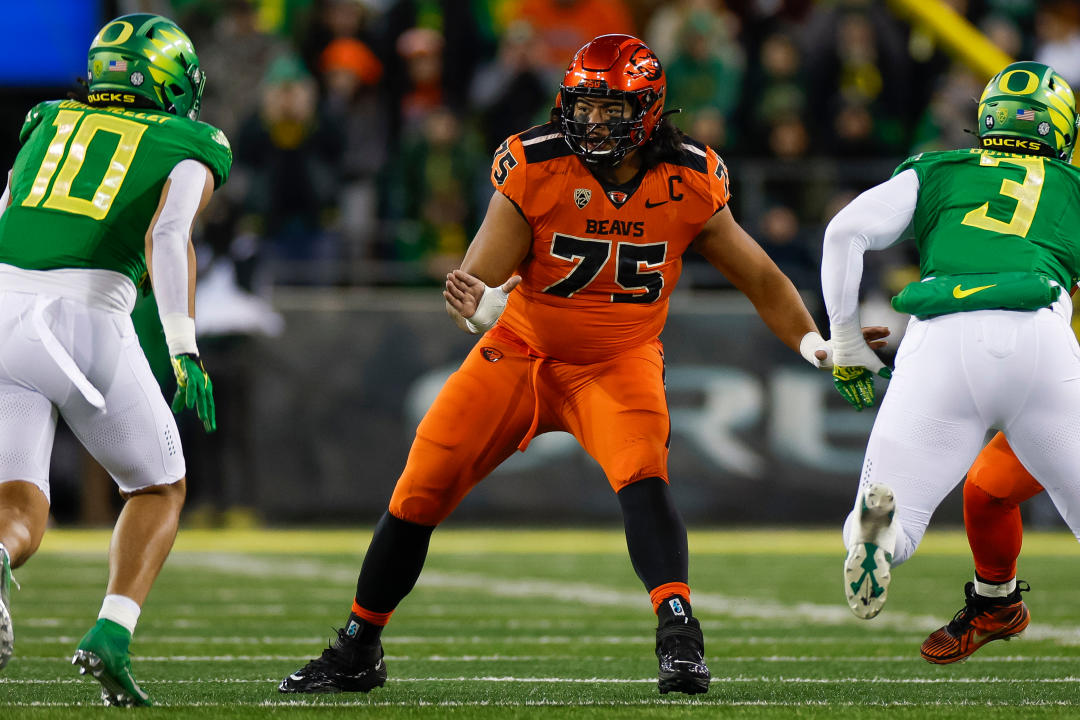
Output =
[{"x1": 22, "y1": 109, "x2": 147, "y2": 220}]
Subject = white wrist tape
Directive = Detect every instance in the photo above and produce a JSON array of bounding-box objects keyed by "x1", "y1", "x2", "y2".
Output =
[
  {"x1": 162, "y1": 313, "x2": 199, "y2": 356},
  {"x1": 464, "y1": 283, "x2": 510, "y2": 335},
  {"x1": 829, "y1": 321, "x2": 885, "y2": 372},
  {"x1": 799, "y1": 331, "x2": 832, "y2": 368}
]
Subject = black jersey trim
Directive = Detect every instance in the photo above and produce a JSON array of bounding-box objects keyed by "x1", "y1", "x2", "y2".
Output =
[
  {"x1": 667, "y1": 138, "x2": 709, "y2": 174},
  {"x1": 519, "y1": 123, "x2": 575, "y2": 164}
]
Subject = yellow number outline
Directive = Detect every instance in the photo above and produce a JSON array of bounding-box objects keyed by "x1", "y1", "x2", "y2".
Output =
[
  {"x1": 961, "y1": 154, "x2": 1045, "y2": 238},
  {"x1": 22, "y1": 110, "x2": 147, "y2": 220}
]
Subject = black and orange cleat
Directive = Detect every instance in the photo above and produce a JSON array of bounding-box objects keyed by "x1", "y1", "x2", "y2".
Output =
[
  {"x1": 279, "y1": 628, "x2": 386, "y2": 694},
  {"x1": 656, "y1": 608, "x2": 709, "y2": 695},
  {"x1": 921, "y1": 581, "x2": 1030, "y2": 664}
]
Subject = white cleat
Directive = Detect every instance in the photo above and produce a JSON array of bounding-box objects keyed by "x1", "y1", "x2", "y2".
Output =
[
  {"x1": 844, "y1": 483, "x2": 897, "y2": 619},
  {"x1": 0, "y1": 545, "x2": 15, "y2": 670}
]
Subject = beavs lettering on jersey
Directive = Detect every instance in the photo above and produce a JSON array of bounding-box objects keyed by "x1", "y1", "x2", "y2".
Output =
[{"x1": 585, "y1": 219, "x2": 645, "y2": 237}]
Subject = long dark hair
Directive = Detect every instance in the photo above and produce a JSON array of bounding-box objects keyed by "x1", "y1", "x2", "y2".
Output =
[{"x1": 549, "y1": 106, "x2": 687, "y2": 170}]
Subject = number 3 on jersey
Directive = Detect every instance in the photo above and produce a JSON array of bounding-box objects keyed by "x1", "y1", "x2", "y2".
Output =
[
  {"x1": 22, "y1": 109, "x2": 147, "y2": 220},
  {"x1": 543, "y1": 232, "x2": 667, "y2": 303},
  {"x1": 961, "y1": 154, "x2": 1044, "y2": 238}
]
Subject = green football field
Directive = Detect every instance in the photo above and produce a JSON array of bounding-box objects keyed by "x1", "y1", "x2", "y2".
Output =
[{"x1": 2, "y1": 527, "x2": 1079, "y2": 719}]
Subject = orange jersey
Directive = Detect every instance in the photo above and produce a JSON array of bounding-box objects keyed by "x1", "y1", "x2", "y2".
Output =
[{"x1": 490, "y1": 123, "x2": 731, "y2": 363}]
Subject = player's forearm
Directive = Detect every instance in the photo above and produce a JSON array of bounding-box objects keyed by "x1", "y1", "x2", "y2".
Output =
[
  {"x1": 821, "y1": 170, "x2": 918, "y2": 332},
  {"x1": 149, "y1": 161, "x2": 207, "y2": 355},
  {"x1": 745, "y1": 271, "x2": 820, "y2": 352}
]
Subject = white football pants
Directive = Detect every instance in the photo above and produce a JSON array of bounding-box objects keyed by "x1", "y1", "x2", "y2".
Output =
[
  {"x1": 0, "y1": 290, "x2": 184, "y2": 501},
  {"x1": 845, "y1": 295, "x2": 1080, "y2": 565}
]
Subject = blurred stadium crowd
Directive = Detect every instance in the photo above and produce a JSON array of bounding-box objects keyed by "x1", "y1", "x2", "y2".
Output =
[
  {"x1": 4, "y1": 0, "x2": 1080, "y2": 528},
  {"x1": 109, "y1": 0, "x2": 1080, "y2": 293}
]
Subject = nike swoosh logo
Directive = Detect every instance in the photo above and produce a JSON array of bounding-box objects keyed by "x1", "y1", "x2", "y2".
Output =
[
  {"x1": 644, "y1": 199, "x2": 668, "y2": 208},
  {"x1": 952, "y1": 283, "x2": 997, "y2": 299},
  {"x1": 289, "y1": 673, "x2": 304, "y2": 681}
]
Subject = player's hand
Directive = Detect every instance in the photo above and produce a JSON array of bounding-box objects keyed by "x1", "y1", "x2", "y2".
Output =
[
  {"x1": 823, "y1": 324, "x2": 893, "y2": 411},
  {"x1": 443, "y1": 270, "x2": 521, "y2": 334},
  {"x1": 802, "y1": 326, "x2": 890, "y2": 368},
  {"x1": 831, "y1": 342, "x2": 892, "y2": 411},
  {"x1": 171, "y1": 353, "x2": 216, "y2": 432}
]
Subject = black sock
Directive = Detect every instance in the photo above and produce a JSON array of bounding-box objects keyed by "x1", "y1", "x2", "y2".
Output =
[
  {"x1": 656, "y1": 595, "x2": 694, "y2": 626},
  {"x1": 354, "y1": 511, "x2": 436, "y2": 613},
  {"x1": 343, "y1": 613, "x2": 385, "y2": 645},
  {"x1": 617, "y1": 477, "x2": 689, "y2": 590}
]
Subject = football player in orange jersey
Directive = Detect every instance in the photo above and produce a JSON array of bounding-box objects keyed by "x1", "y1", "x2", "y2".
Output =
[
  {"x1": 281, "y1": 34, "x2": 881, "y2": 697},
  {"x1": 920, "y1": 433, "x2": 1041, "y2": 663}
]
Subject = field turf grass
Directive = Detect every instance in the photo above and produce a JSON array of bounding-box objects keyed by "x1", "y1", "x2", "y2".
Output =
[{"x1": 1, "y1": 527, "x2": 1079, "y2": 718}]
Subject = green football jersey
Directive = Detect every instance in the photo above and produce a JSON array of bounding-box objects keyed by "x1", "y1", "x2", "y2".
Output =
[
  {"x1": 0, "y1": 100, "x2": 231, "y2": 286},
  {"x1": 894, "y1": 149, "x2": 1080, "y2": 289}
]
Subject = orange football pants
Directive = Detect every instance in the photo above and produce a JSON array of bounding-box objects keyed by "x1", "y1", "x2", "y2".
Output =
[
  {"x1": 389, "y1": 325, "x2": 670, "y2": 526},
  {"x1": 964, "y1": 431, "x2": 1045, "y2": 581}
]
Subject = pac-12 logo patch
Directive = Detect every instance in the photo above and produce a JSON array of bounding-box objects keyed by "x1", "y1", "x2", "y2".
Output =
[
  {"x1": 481, "y1": 347, "x2": 503, "y2": 362},
  {"x1": 574, "y1": 188, "x2": 591, "y2": 209}
]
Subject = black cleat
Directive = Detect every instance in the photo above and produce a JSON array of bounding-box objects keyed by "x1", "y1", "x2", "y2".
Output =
[
  {"x1": 279, "y1": 628, "x2": 387, "y2": 694},
  {"x1": 656, "y1": 616, "x2": 710, "y2": 695}
]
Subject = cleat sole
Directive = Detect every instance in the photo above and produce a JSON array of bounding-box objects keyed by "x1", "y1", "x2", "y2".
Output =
[
  {"x1": 658, "y1": 677, "x2": 710, "y2": 695},
  {"x1": 844, "y1": 542, "x2": 891, "y2": 619},
  {"x1": 71, "y1": 649, "x2": 146, "y2": 707}
]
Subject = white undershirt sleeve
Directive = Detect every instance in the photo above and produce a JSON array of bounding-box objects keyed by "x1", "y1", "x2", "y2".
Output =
[
  {"x1": 821, "y1": 168, "x2": 920, "y2": 334},
  {"x1": 151, "y1": 159, "x2": 211, "y2": 355}
]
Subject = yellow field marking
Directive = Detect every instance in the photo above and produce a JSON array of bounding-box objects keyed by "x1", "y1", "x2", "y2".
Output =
[{"x1": 34, "y1": 527, "x2": 1080, "y2": 556}]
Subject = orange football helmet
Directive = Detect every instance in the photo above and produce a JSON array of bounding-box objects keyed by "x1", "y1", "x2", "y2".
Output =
[{"x1": 559, "y1": 34, "x2": 666, "y2": 166}]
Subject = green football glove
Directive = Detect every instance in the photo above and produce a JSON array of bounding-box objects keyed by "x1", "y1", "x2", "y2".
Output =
[
  {"x1": 171, "y1": 353, "x2": 216, "y2": 432},
  {"x1": 832, "y1": 364, "x2": 892, "y2": 411}
]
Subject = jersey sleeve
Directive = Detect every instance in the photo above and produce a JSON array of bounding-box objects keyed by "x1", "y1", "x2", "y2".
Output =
[
  {"x1": 706, "y1": 147, "x2": 732, "y2": 213},
  {"x1": 489, "y1": 135, "x2": 527, "y2": 214},
  {"x1": 892, "y1": 153, "x2": 925, "y2": 182},
  {"x1": 189, "y1": 123, "x2": 233, "y2": 188},
  {"x1": 18, "y1": 101, "x2": 54, "y2": 146}
]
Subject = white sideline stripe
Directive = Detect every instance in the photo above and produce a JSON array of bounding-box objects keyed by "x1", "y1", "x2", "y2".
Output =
[
  {"x1": 6, "y1": 700, "x2": 1080, "y2": 708},
  {"x1": 168, "y1": 553, "x2": 1080, "y2": 639},
  {"x1": 6, "y1": 676, "x2": 1080, "y2": 685},
  {"x1": 15, "y1": 653, "x2": 1080, "y2": 663},
  {"x1": 169, "y1": 554, "x2": 929, "y2": 629},
  {"x1": 29, "y1": 634, "x2": 1080, "y2": 651},
  {"x1": 25, "y1": 634, "x2": 941, "y2": 646}
]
